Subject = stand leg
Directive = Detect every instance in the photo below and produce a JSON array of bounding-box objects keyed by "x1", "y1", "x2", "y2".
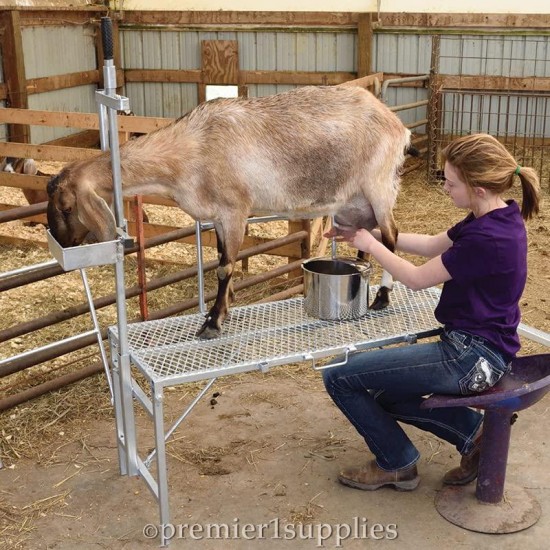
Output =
[
  {"x1": 152, "y1": 383, "x2": 171, "y2": 546},
  {"x1": 108, "y1": 335, "x2": 128, "y2": 476}
]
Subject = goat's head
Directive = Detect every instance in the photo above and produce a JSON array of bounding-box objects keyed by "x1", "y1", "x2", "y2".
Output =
[{"x1": 46, "y1": 164, "x2": 116, "y2": 247}]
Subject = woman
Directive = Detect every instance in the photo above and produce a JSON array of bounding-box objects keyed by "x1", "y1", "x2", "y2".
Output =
[{"x1": 322, "y1": 133, "x2": 541, "y2": 491}]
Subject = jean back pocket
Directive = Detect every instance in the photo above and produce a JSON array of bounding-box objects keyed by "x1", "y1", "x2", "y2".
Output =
[{"x1": 459, "y1": 356, "x2": 508, "y2": 394}]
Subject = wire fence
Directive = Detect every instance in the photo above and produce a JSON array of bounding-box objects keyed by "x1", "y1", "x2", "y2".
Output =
[{"x1": 429, "y1": 35, "x2": 550, "y2": 188}]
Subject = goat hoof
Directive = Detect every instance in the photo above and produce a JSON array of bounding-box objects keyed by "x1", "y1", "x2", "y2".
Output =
[
  {"x1": 369, "y1": 287, "x2": 391, "y2": 310},
  {"x1": 196, "y1": 322, "x2": 221, "y2": 340}
]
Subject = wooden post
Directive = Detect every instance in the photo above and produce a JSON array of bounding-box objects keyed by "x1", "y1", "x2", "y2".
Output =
[
  {"x1": 357, "y1": 13, "x2": 373, "y2": 78},
  {"x1": 1, "y1": 10, "x2": 30, "y2": 144}
]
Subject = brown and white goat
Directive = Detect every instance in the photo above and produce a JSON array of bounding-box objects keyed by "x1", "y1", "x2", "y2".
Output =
[
  {"x1": 1, "y1": 156, "x2": 49, "y2": 205},
  {"x1": 47, "y1": 85, "x2": 411, "y2": 339}
]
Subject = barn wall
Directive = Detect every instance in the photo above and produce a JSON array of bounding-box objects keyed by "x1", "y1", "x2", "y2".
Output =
[
  {"x1": 118, "y1": 28, "x2": 550, "y2": 136},
  {"x1": 120, "y1": 28, "x2": 357, "y2": 118},
  {"x1": 1, "y1": 9, "x2": 549, "y2": 146},
  {"x1": 21, "y1": 25, "x2": 98, "y2": 143}
]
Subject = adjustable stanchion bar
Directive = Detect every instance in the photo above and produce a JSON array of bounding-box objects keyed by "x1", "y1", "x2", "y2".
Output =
[{"x1": 95, "y1": 16, "x2": 137, "y2": 477}]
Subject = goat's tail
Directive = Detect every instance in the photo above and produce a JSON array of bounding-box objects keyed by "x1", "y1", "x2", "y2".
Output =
[
  {"x1": 402, "y1": 128, "x2": 420, "y2": 157},
  {"x1": 406, "y1": 145, "x2": 420, "y2": 157}
]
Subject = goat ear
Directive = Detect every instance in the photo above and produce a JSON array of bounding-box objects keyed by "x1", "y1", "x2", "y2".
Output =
[{"x1": 77, "y1": 186, "x2": 117, "y2": 241}]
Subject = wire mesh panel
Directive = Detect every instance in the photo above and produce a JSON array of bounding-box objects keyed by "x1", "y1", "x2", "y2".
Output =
[
  {"x1": 109, "y1": 283, "x2": 441, "y2": 386},
  {"x1": 429, "y1": 35, "x2": 550, "y2": 187}
]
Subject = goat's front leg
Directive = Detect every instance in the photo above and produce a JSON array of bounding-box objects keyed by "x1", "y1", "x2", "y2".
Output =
[
  {"x1": 197, "y1": 217, "x2": 247, "y2": 340},
  {"x1": 214, "y1": 224, "x2": 235, "y2": 304}
]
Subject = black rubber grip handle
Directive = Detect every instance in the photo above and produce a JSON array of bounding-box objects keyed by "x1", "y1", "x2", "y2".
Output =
[{"x1": 101, "y1": 17, "x2": 113, "y2": 61}]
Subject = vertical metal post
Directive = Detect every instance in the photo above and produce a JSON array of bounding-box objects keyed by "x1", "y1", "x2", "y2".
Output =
[
  {"x1": 97, "y1": 16, "x2": 138, "y2": 476},
  {"x1": 330, "y1": 216, "x2": 337, "y2": 258},
  {"x1": 152, "y1": 383, "x2": 171, "y2": 546},
  {"x1": 98, "y1": 103, "x2": 108, "y2": 152},
  {"x1": 107, "y1": 333, "x2": 128, "y2": 476},
  {"x1": 475, "y1": 410, "x2": 512, "y2": 504}
]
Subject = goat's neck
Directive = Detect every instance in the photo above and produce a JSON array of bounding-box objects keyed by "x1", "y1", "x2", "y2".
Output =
[{"x1": 91, "y1": 135, "x2": 182, "y2": 201}]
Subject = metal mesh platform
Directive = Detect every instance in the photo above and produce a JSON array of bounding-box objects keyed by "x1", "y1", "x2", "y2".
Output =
[{"x1": 109, "y1": 283, "x2": 442, "y2": 386}]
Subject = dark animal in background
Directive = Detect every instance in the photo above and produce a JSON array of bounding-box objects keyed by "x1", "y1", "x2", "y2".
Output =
[{"x1": 47, "y1": 85, "x2": 412, "y2": 339}]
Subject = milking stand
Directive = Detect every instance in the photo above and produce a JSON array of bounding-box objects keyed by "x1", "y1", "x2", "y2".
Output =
[{"x1": 45, "y1": 17, "x2": 453, "y2": 547}]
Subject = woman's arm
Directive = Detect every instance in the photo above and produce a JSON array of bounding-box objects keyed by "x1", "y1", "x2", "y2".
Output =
[
  {"x1": 370, "y1": 228, "x2": 452, "y2": 258},
  {"x1": 340, "y1": 229, "x2": 452, "y2": 291}
]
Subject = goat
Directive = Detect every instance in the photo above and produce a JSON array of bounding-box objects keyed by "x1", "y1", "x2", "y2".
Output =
[
  {"x1": 47, "y1": 85, "x2": 411, "y2": 339},
  {"x1": 0, "y1": 156, "x2": 50, "y2": 205}
]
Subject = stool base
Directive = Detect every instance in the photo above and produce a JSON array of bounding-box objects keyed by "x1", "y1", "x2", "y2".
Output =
[{"x1": 435, "y1": 483, "x2": 541, "y2": 533}]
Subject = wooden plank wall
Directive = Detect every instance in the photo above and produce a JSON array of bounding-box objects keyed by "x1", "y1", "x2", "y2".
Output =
[
  {"x1": 0, "y1": 8, "x2": 548, "y2": 162},
  {"x1": 2, "y1": 9, "x2": 548, "y2": 114}
]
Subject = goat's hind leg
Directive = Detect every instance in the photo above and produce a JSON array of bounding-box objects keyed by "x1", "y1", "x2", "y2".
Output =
[
  {"x1": 369, "y1": 216, "x2": 398, "y2": 310},
  {"x1": 196, "y1": 217, "x2": 246, "y2": 340}
]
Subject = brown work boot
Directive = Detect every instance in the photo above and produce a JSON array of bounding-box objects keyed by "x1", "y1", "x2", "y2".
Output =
[
  {"x1": 443, "y1": 429, "x2": 482, "y2": 486},
  {"x1": 338, "y1": 459, "x2": 420, "y2": 491}
]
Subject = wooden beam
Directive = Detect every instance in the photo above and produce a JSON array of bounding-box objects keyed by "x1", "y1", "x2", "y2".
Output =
[
  {"x1": 125, "y1": 68, "x2": 357, "y2": 86},
  {"x1": 0, "y1": 108, "x2": 98, "y2": 129},
  {"x1": 0, "y1": 83, "x2": 7, "y2": 101},
  {"x1": 438, "y1": 74, "x2": 550, "y2": 93},
  {"x1": 340, "y1": 72, "x2": 383, "y2": 90},
  {"x1": 18, "y1": 8, "x2": 107, "y2": 27},
  {"x1": 376, "y1": 12, "x2": 550, "y2": 30},
  {"x1": 0, "y1": 142, "x2": 100, "y2": 163},
  {"x1": 124, "y1": 68, "x2": 202, "y2": 84},
  {"x1": 26, "y1": 70, "x2": 100, "y2": 95},
  {"x1": 0, "y1": 172, "x2": 49, "y2": 191},
  {"x1": 119, "y1": 11, "x2": 358, "y2": 27},
  {"x1": 357, "y1": 13, "x2": 373, "y2": 78},
  {"x1": 1, "y1": 10, "x2": 30, "y2": 143},
  {"x1": 117, "y1": 11, "x2": 550, "y2": 30},
  {"x1": 241, "y1": 70, "x2": 356, "y2": 86},
  {"x1": 43, "y1": 130, "x2": 100, "y2": 149},
  {"x1": 0, "y1": 108, "x2": 173, "y2": 133}
]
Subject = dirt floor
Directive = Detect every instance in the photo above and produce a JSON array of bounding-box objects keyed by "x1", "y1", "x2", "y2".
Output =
[{"x1": 0, "y1": 165, "x2": 549, "y2": 549}]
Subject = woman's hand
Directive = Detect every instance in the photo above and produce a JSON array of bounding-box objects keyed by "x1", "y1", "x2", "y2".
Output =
[{"x1": 323, "y1": 227, "x2": 377, "y2": 254}]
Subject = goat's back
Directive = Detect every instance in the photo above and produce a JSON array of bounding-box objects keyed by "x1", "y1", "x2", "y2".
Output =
[{"x1": 123, "y1": 86, "x2": 410, "y2": 219}]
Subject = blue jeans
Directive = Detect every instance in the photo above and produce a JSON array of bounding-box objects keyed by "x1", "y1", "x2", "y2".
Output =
[{"x1": 322, "y1": 329, "x2": 511, "y2": 471}]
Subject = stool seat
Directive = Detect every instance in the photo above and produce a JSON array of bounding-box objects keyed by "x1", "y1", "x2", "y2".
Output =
[{"x1": 421, "y1": 353, "x2": 550, "y2": 534}]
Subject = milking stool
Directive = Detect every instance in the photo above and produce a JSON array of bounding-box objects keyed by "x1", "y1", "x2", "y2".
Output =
[{"x1": 420, "y1": 353, "x2": 550, "y2": 533}]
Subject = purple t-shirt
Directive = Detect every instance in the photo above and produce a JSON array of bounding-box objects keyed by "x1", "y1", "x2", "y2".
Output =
[{"x1": 435, "y1": 200, "x2": 527, "y2": 359}]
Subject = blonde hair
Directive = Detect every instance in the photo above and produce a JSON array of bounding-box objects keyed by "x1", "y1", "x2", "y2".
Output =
[{"x1": 442, "y1": 133, "x2": 541, "y2": 220}]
